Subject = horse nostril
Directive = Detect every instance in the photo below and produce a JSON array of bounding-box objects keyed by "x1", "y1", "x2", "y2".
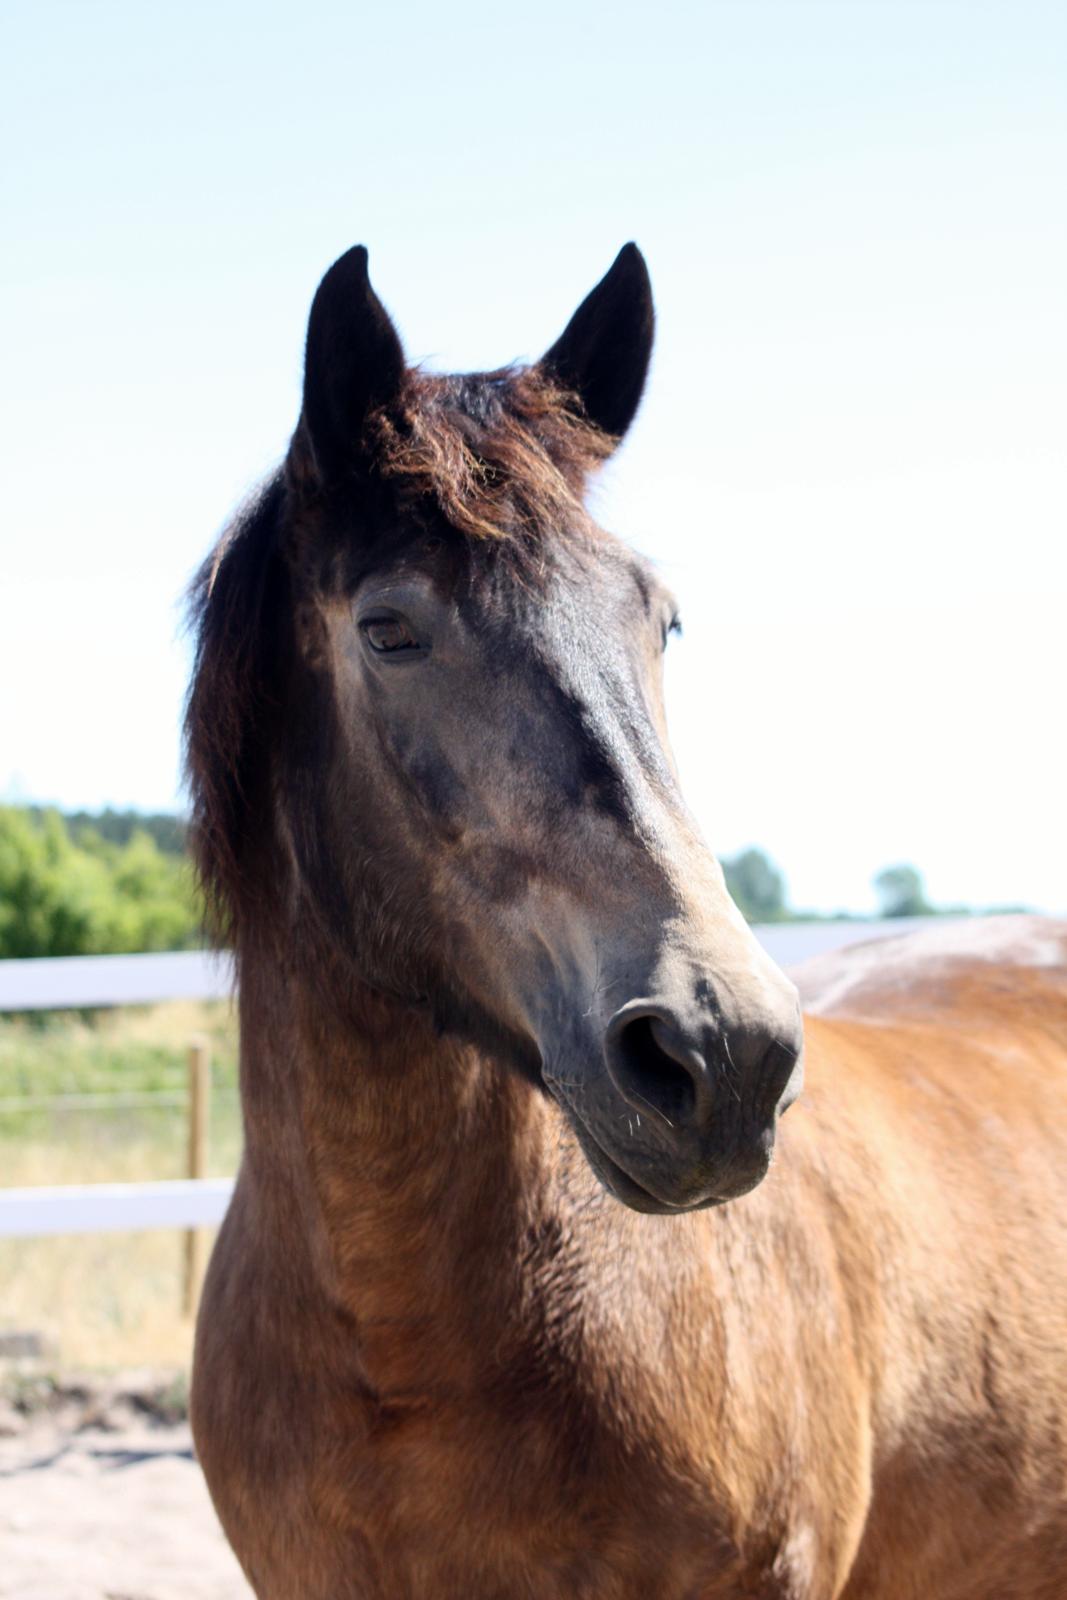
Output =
[
  {"x1": 761, "y1": 1035, "x2": 804, "y2": 1117},
  {"x1": 604, "y1": 1011, "x2": 709, "y2": 1129}
]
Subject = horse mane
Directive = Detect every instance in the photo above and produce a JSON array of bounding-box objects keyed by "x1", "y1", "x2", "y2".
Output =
[
  {"x1": 184, "y1": 366, "x2": 612, "y2": 948},
  {"x1": 185, "y1": 473, "x2": 292, "y2": 948}
]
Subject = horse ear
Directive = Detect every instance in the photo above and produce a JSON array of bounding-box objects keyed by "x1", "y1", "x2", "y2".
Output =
[
  {"x1": 540, "y1": 243, "x2": 654, "y2": 442},
  {"x1": 300, "y1": 245, "x2": 406, "y2": 482}
]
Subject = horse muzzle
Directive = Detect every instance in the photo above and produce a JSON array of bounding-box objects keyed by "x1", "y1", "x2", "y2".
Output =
[{"x1": 548, "y1": 995, "x2": 804, "y2": 1214}]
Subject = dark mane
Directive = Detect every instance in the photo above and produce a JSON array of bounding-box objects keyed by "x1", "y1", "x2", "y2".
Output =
[
  {"x1": 185, "y1": 367, "x2": 612, "y2": 948},
  {"x1": 185, "y1": 473, "x2": 291, "y2": 947}
]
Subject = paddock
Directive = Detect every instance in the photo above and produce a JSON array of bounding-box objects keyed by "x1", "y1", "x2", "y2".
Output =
[{"x1": 0, "y1": 1373, "x2": 250, "y2": 1600}]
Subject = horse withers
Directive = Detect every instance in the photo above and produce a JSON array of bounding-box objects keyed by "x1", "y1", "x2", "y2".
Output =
[{"x1": 187, "y1": 243, "x2": 1067, "y2": 1598}]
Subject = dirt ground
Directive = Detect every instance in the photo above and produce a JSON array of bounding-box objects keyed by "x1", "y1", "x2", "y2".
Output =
[{"x1": 0, "y1": 1374, "x2": 251, "y2": 1600}]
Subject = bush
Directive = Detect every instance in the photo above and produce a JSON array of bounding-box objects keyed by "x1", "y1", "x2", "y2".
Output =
[{"x1": 0, "y1": 807, "x2": 202, "y2": 958}]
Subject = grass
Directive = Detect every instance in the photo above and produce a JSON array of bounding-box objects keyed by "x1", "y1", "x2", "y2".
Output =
[
  {"x1": 0, "y1": 998, "x2": 239, "y2": 1106},
  {"x1": 0, "y1": 1000, "x2": 242, "y2": 1371}
]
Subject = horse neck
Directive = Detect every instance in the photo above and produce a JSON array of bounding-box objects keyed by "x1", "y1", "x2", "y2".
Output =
[
  {"x1": 230, "y1": 946, "x2": 803, "y2": 1524},
  {"x1": 234, "y1": 950, "x2": 589, "y2": 1400}
]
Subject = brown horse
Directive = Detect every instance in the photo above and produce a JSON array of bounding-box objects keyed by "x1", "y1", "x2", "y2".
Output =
[{"x1": 186, "y1": 243, "x2": 1067, "y2": 1598}]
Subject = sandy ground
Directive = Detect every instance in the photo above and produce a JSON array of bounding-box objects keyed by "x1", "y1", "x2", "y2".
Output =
[{"x1": 0, "y1": 1378, "x2": 251, "y2": 1600}]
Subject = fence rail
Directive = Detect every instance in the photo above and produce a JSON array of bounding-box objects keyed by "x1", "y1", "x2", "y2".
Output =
[
  {"x1": 0, "y1": 948, "x2": 233, "y2": 1012},
  {"x1": 0, "y1": 922, "x2": 940, "y2": 1015},
  {"x1": 0, "y1": 1178, "x2": 235, "y2": 1238}
]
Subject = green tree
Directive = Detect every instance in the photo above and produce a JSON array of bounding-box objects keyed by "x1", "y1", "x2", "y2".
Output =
[
  {"x1": 721, "y1": 847, "x2": 788, "y2": 923},
  {"x1": 873, "y1": 863, "x2": 931, "y2": 919},
  {"x1": 0, "y1": 806, "x2": 202, "y2": 958}
]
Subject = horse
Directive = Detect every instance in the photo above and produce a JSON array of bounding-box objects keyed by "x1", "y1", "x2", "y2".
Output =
[{"x1": 186, "y1": 242, "x2": 1067, "y2": 1598}]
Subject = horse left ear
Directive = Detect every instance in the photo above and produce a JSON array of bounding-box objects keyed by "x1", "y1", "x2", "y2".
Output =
[
  {"x1": 540, "y1": 243, "x2": 654, "y2": 442},
  {"x1": 300, "y1": 245, "x2": 406, "y2": 483}
]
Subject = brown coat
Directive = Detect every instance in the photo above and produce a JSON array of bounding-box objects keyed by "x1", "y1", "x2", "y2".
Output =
[{"x1": 193, "y1": 916, "x2": 1067, "y2": 1598}]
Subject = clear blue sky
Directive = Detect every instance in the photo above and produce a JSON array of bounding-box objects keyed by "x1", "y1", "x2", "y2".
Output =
[{"x1": 3, "y1": 0, "x2": 1065, "y2": 913}]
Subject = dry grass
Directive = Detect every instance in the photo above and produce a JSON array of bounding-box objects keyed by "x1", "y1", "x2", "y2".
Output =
[
  {"x1": 0, "y1": 1000, "x2": 242, "y2": 1371},
  {"x1": 1, "y1": 1230, "x2": 213, "y2": 1368}
]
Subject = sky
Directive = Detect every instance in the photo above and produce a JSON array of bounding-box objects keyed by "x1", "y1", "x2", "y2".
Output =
[{"x1": 2, "y1": 0, "x2": 1065, "y2": 915}]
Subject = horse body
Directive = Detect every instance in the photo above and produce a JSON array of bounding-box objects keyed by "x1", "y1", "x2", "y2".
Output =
[
  {"x1": 805, "y1": 920, "x2": 1067, "y2": 1597},
  {"x1": 193, "y1": 918, "x2": 1067, "y2": 1599},
  {"x1": 187, "y1": 243, "x2": 1067, "y2": 1596}
]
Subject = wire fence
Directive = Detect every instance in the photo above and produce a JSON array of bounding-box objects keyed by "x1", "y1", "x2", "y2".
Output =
[{"x1": 0, "y1": 1089, "x2": 239, "y2": 1114}]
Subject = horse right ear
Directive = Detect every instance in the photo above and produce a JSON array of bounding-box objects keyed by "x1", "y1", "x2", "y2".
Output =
[
  {"x1": 540, "y1": 243, "x2": 654, "y2": 442},
  {"x1": 299, "y1": 245, "x2": 406, "y2": 484}
]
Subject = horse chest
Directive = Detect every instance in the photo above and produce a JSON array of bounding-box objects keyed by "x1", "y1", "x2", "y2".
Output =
[
  {"x1": 197, "y1": 1252, "x2": 854, "y2": 1600},
  {"x1": 260, "y1": 1393, "x2": 828, "y2": 1600}
]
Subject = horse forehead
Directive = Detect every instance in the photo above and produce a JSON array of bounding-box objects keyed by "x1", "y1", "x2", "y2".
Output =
[
  {"x1": 486, "y1": 556, "x2": 652, "y2": 691},
  {"x1": 538, "y1": 539, "x2": 656, "y2": 629}
]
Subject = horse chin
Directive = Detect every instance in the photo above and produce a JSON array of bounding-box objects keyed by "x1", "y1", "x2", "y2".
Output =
[
  {"x1": 564, "y1": 1121, "x2": 727, "y2": 1214},
  {"x1": 568, "y1": 1113, "x2": 776, "y2": 1215}
]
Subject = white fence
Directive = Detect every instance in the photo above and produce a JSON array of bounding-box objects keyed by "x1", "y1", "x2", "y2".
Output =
[
  {"x1": 0, "y1": 949, "x2": 234, "y2": 1012},
  {"x1": 0, "y1": 921, "x2": 939, "y2": 1240},
  {"x1": 0, "y1": 1178, "x2": 236, "y2": 1238}
]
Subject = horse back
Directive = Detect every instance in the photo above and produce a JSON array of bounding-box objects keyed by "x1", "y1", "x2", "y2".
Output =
[{"x1": 793, "y1": 914, "x2": 1067, "y2": 1036}]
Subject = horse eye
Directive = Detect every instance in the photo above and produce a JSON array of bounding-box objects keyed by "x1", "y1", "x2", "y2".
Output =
[
  {"x1": 362, "y1": 617, "x2": 421, "y2": 654},
  {"x1": 664, "y1": 613, "x2": 682, "y2": 648}
]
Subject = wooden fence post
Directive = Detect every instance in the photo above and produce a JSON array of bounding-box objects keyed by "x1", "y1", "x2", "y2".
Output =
[{"x1": 182, "y1": 1036, "x2": 211, "y2": 1318}]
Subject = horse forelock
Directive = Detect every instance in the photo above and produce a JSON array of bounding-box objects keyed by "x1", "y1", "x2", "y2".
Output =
[{"x1": 368, "y1": 366, "x2": 614, "y2": 548}]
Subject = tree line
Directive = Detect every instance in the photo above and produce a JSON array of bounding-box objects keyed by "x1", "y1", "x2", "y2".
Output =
[
  {"x1": 0, "y1": 807, "x2": 1017, "y2": 961},
  {"x1": 720, "y1": 847, "x2": 1023, "y2": 925},
  {"x1": 0, "y1": 806, "x2": 199, "y2": 959}
]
